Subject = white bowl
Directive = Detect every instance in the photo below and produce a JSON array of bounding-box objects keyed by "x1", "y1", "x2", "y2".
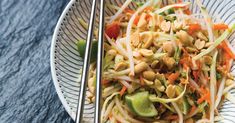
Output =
[{"x1": 51, "y1": 0, "x2": 235, "y2": 122}]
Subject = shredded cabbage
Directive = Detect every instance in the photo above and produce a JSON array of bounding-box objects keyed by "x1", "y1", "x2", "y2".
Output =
[
  {"x1": 126, "y1": 0, "x2": 158, "y2": 76},
  {"x1": 101, "y1": 92, "x2": 120, "y2": 123},
  {"x1": 209, "y1": 51, "x2": 218, "y2": 123},
  {"x1": 215, "y1": 77, "x2": 226, "y2": 109},
  {"x1": 196, "y1": 0, "x2": 214, "y2": 42},
  {"x1": 108, "y1": 0, "x2": 132, "y2": 23},
  {"x1": 193, "y1": 24, "x2": 235, "y2": 60},
  {"x1": 115, "y1": 97, "x2": 144, "y2": 123},
  {"x1": 172, "y1": 102, "x2": 183, "y2": 123},
  {"x1": 196, "y1": 119, "x2": 210, "y2": 123},
  {"x1": 149, "y1": 85, "x2": 186, "y2": 103}
]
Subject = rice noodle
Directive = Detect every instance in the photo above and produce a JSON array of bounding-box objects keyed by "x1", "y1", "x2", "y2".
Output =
[
  {"x1": 103, "y1": 100, "x2": 115, "y2": 121},
  {"x1": 169, "y1": 13, "x2": 204, "y2": 24},
  {"x1": 189, "y1": 77, "x2": 200, "y2": 91},
  {"x1": 215, "y1": 77, "x2": 226, "y2": 109},
  {"x1": 170, "y1": 24, "x2": 177, "y2": 49},
  {"x1": 112, "y1": 106, "x2": 130, "y2": 123},
  {"x1": 108, "y1": 69, "x2": 131, "y2": 76},
  {"x1": 199, "y1": 72, "x2": 208, "y2": 86},
  {"x1": 103, "y1": 86, "x2": 121, "y2": 98},
  {"x1": 172, "y1": 102, "x2": 183, "y2": 123},
  {"x1": 105, "y1": 34, "x2": 129, "y2": 58},
  {"x1": 120, "y1": 80, "x2": 131, "y2": 89},
  {"x1": 196, "y1": 0, "x2": 214, "y2": 42},
  {"x1": 101, "y1": 92, "x2": 119, "y2": 123},
  {"x1": 149, "y1": 85, "x2": 186, "y2": 103},
  {"x1": 126, "y1": 0, "x2": 155, "y2": 76},
  {"x1": 209, "y1": 51, "x2": 218, "y2": 123},
  {"x1": 115, "y1": 97, "x2": 144, "y2": 123},
  {"x1": 196, "y1": 119, "x2": 210, "y2": 123},
  {"x1": 115, "y1": 76, "x2": 133, "y2": 81},
  {"x1": 108, "y1": 0, "x2": 132, "y2": 23},
  {"x1": 116, "y1": 39, "x2": 128, "y2": 54}
]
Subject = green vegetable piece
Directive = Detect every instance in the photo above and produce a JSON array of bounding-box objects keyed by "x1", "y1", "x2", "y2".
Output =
[
  {"x1": 164, "y1": 16, "x2": 176, "y2": 22},
  {"x1": 216, "y1": 73, "x2": 222, "y2": 80},
  {"x1": 174, "y1": 47, "x2": 181, "y2": 65},
  {"x1": 76, "y1": 40, "x2": 98, "y2": 63},
  {"x1": 165, "y1": 8, "x2": 175, "y2": 15},
  {"x1": 125, "y1": 91, "x2": 158, "y2": 117},
  {"x1": 160, "y1": 8, "x2": 175, "y2": 16},
  {"x1": 175, "y1": 86, "x2": 190, "y2": 114}
]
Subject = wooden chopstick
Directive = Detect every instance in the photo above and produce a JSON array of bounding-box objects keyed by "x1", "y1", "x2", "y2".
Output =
[
  {"x1": 75, "y1": 0, "x2": 98, "y2": 122},
  {"x1": 95, "y1": 0, "x2": 105, "y2": 122}
]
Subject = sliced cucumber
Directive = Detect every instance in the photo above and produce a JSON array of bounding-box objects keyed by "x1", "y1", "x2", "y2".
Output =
[
  {"x1": 76, "y1": 40, "x2": 98, "y2": 63},
  {"x1": 125, "y1": 91, "x2": 158, "y2": 117}
]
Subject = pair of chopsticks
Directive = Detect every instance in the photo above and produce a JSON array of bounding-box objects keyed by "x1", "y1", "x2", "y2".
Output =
[{"x1": 75, "y1": 0, "x2": 105, "y2": 123}]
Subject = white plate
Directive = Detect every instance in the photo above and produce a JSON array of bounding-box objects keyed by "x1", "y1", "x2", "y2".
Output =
[{"x1": 50, "y1": 0, "x2": 235, "y2": 122}]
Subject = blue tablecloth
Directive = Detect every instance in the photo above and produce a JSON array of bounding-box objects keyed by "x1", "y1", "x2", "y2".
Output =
[{"x1": 0, "y1": 0, "x2": 73, "y2": 122}]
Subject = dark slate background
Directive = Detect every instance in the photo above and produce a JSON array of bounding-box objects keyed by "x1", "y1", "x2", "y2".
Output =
[{"x1": 0, "y1": 0, "x2": 74, "y2": 122}]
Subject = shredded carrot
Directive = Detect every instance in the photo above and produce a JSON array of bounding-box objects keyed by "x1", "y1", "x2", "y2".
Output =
[
  {"x1": 193, "y1": 70, "x2": 199, "y2": 82},
  {"x1": 120, "y1": 86, "x2": 127, "y2": 96},
  {"x1": 183, "y1": 64, "x2": 189, "y2": 70},
  {"x1": 223, "y1": 53, "x2": 231, "y2": 71},
  {"x1": 183, "y1": 8, "x2": 191, "y2": 15},
  {"x1": 177, "y1": 0, "x2": 183, "y2": 3},
  {"x1": 164, "y1": 115, "x2": 179, "y2": 120},
  {"x1": 144, "y1": 7, "x2": 153, "y2": 11},
  {"x1": 108, "y1": 113, "x2": 112, "y2": 119},
  {"x1": 197, "y1": 87, "x2": 211, "y2": 105},
  {"x1": 140, "y1": 75, "x2": 145, "y2": 86},
  {"x1": 164, "y1": 73, "x2": 171, "y2": 78},
  {"x1": 145, "y1": 14, "x2": 152, "y2": 22},
  {"x1": 168, "y1": 72, "x2": 180, "y2": 84},
  {"x1": 196, "y1": 60, "x2": 202, "y2": 72},
  {"x1": 133, "y1": 15, "x2": 140, "y2": 25},
  {"x1": 124, "y1": 9, "x2": 135, "y2": 14},
  {"x1": 218, "y1": 41, "x2": 235, "y2": 59},
  {"x1": 188, "y1": 24, "x2": 201, "y2": 34},
  {"x1": 213, "y1": 23, "x2": 228, "y2": 30},
  {"x1": 179, "y1": 54, "x2": 191, "y2": 70},
  {"x1": 189, "y1": 105, "x2": 197, "y2": 115},
  {"x1": 102, "y1": 79, "x2": 110, "y2": 85},
  {"x1": 197, "y1": 93, "x2": 211, "y2": 104},
  {"x1": 182, "y1": 47, "x2": 190, "y2": 57}
]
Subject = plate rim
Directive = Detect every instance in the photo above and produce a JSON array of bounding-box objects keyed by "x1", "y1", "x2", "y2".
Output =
[{"x1": 50, "y1": 0, "x2": 76, "y2": 121}]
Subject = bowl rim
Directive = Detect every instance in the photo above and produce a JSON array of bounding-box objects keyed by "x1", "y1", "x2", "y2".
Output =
[{"x1": 50, "y1": 0, "x2": 76, "y2": 121}]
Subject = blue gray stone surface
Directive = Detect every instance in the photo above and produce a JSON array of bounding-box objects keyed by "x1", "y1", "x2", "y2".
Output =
[{"x1": 0, "y1": 0, "x2": 73, "y2": 122}]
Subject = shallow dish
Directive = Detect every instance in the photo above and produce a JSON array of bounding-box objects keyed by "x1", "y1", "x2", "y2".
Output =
[{"x1": 50, "y1": 0, "x2": 235, "y2": 122}]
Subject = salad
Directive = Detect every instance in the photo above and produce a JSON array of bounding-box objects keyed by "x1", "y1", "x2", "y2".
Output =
[{"x1": 77, "y1": 0, "x2": 235, "y2": 122}]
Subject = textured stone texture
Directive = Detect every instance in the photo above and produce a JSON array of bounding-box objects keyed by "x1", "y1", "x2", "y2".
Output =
[{"x1": 0, "y1": 0, "x2": 73, "y2": 122}]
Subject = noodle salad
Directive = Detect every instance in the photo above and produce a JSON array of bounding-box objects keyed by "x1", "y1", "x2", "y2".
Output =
[{"x1": 76, "y1": 0, "x2": 235, "y2": 122}]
